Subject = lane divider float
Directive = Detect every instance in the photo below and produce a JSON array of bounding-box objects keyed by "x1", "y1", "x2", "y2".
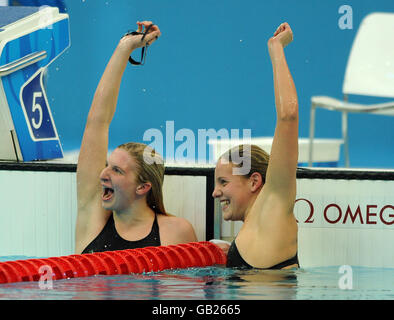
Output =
[{"x1": 0, "y1": 241, "x2": 227, "y2": 284}]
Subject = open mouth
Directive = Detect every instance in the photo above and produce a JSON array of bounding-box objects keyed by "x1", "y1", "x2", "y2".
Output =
[
  {"x1": 102, "y1": 187, "x2": 114, "y2": 201},
  {"x1": 220, "y1": 199, "x2": 230, "y2": 210}
]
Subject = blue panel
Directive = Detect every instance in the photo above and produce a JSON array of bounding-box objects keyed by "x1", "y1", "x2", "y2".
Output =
[
  {"x1": 298, "y1": 162, "x2": 338, "y2": 168},
  {"x1": 0, "y1": 17, "x2": 70, "y2": 161},
  {"x1": 0, "y1": 6, "x2": 40, "y2": 29},
  {"x1": 20, "y1": 68, "x2": 57, "y2": 140},
  {"x1": 9, "y1": 0, "x2": 67, "y2": 13}
]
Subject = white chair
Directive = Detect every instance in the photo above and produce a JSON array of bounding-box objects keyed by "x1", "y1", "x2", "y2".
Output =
[{"x1": 308, "y1": 12, "x2": 394, "y2": 167}]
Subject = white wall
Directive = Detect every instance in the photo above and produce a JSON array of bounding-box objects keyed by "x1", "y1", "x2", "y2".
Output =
[
  {"x1": 163, "y1": 175, "x2": 206, "y2": 243},
  {"x1": 0, "y1": 170, "x2": 77, "y2": 257},
  {"x1": 295, "y1": 178, "x2": 394, "y2": 268}
]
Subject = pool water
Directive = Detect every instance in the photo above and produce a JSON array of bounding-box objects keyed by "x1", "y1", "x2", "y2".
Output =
[{"x1": 0, "y1": 256, "x2": 393, "y2": 300}]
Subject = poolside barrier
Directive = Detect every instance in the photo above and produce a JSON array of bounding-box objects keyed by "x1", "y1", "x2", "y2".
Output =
[{"x1": 0, "y1": 242, "x2": 227, "y2": 284}]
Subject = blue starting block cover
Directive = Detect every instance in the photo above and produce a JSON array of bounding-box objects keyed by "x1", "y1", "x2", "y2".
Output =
[
  {"x1": 0, "y1": 7, "x2": 70, "y2": 161},
  {"x1": 0, "y1": 6, "x2": 40, "y2": 30}
]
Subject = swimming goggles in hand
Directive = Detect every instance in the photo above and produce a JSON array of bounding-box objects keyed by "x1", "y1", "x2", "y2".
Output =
[{"x1": 122, "y1": 23, "x2": 154, "y2": 66}]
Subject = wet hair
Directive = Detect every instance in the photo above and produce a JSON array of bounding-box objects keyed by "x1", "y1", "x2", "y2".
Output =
[
  {"x1": 220, "y1": 144, "x2": 269, "y2": 183},
  {"x1": 117, "y1": 142, "x2": 167, "y2": 215}
]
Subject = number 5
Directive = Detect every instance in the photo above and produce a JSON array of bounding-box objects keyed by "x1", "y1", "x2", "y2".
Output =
[{"x1": 32, "y1": 91, "x2": 43, "y2": 129}]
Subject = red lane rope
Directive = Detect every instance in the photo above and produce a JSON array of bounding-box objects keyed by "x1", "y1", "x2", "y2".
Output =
[{"x1": 0, "y1": 241, "x2": 226, "y2": 284}]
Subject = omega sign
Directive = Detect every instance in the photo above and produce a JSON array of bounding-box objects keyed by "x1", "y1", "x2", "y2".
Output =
[{"x1": 294, "y1": 198, "x2": 394, "y2": 226}]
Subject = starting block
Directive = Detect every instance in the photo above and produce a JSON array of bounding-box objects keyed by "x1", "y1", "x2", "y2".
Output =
[{"x1": 0, "y1": 6, "x2": 70, "y2": 161}]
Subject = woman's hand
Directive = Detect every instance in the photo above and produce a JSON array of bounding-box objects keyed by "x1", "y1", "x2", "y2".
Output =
[
  {"x1": 119, "y1": 20, "x2": 161, "y2": 53},
  {"x1": 268, "y1": 22, "x2": 293, "y2": 54},
  {"x1": 209, "y1": 239, "x2": 231, "y2": 256}
]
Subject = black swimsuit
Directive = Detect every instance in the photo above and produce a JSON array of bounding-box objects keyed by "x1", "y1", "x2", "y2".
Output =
[
  {"x1": 82, "y1": 214, "x2": 161, "y2": 254},
  {"x1": 226, "y1": 240, "x2": 299, "y2": 269}
]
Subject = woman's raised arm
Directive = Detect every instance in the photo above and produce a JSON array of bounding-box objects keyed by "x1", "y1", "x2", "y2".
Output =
[
  {"x1": 264, "y1": 22, "x2": 299, "y2": 210},
  {"x1": 75, "y1": 22, "x2": 161, "y2": 251}
]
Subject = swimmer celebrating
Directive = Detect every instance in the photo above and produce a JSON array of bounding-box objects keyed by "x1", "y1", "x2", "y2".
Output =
[
  {"x1": 75, "y1": 21, "x2": 197, "y2": 254},
  {"x1": 213, "y1": 23, "x2": 299, "y2": 269}
]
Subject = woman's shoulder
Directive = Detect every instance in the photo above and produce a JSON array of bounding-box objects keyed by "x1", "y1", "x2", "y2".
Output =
[
  {"x1": 157, "y1": 213, "x2": 198, "y2": 244},
  {"x1": 158, "y1": 213, "x2": 193, "y2": 230}
]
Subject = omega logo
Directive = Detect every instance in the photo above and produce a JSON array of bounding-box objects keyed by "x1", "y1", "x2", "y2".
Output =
[{"x1": 295, "y1": 198, "x2": 394, "y2": 226}]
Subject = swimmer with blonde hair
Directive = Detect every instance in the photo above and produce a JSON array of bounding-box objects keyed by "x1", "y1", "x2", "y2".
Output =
[
  {"x1": 75, "y1": 21, "x2": 197, "y2": 254},
  {"x1": 212, "y1": 23, "x2": 299, "y2": 269}
]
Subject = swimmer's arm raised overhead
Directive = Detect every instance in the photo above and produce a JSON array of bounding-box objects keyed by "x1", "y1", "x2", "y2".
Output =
[
  {"x1": 264, "y1": 23, "x2": 299, "y2": 209},
  {"x1": 75, "y1": 22, "x2": 161, "y2": 247},
  {"x1": 77, "y1": 22, "x2": 161, "y2": 207}
]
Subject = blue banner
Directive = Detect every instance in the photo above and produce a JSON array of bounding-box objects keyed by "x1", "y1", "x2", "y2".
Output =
[
  {"x1": 20, "y1": 67, "x2": 57, "y2": 141},
  {"x1": 8, "y1": 0, "x2": 67, "y2": 13}
]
